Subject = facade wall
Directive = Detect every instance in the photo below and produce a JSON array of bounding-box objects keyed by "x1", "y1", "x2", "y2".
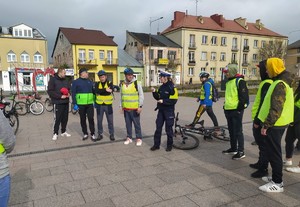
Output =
[
  {"x1": 286, "y1": 48, "x2": 300, "y2": 76},
  {"x1": 52, "y1": 31, "x2": 73, "y2": 68}
]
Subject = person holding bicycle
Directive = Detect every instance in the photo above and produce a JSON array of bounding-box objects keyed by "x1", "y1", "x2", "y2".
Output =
[
  {"x1": 150, "y1": 71, "x2": 178, "y2": 152},
  {"x1": 186, "y1": 72, "x2": 219, "y2": 135},
  {"x1": 48, "y1": 68, "x2": 71, "y2": 141}
]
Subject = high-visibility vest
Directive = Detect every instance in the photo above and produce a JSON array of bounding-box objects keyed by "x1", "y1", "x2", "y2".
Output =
[
  {"x1": 251, "y1": 79, "x2": 273, "y2": 120},
  {"x1": 295, "y1": 95, "x2": 300, "y2": 109},
  {"x1": 224, "y1": 78, "x2": 242, "y2": 110},
  {"x1": 258, "y1": 80, "x2": 294, "y2": 126},
  {"x1": 121, "y1": 81, "x2": 139, "y2": 109},
  {"x1": 0, "y1": 144, "x2": 5, "y2": 154},
  {"x1": 95, "y1": 82, "x2": 113, "y2": 105},
  {"x1": 169, "y1": 88, "x2": 179, "y2": 100},
  {"x1": 200, "y1": 82, "x2": 212, "y2": 100}
]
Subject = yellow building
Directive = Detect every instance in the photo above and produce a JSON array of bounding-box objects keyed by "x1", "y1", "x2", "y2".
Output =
[
  {"x1": 286, "y1": 40, "x2": 300, "y2": 76},
  {"x1": 52, "y1": 27, "x2": 118, "y2": 84},
  {"x1": 0, "y1": 23, "x2": 48, "y2": 91},
  {"x1": 162, "y1": 11, "x2": 287, "y2": 84}
]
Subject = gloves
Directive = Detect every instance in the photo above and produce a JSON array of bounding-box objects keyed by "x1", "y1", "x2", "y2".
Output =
[{"x1": 73, "y1": 104, "x2": 79, "y2": 111}]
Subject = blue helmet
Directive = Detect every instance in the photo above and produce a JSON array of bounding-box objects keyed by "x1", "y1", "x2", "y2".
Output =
[
  {"x1": 124, "y1": 68, "x2": 134, "y2": 75},
  {"x1": 97, "y1": 70, "x2": 106, "y2": 76},
  {"x1": 199, "y1": 72, "x2": 209, "y2": 78}
]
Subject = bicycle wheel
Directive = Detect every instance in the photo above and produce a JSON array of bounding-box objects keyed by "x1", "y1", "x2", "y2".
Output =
[
  {"x1": 211, "y1": 127, "x2": 230, "y2": 141},
  {"x1": 8, "y1": 113, "x2": 19, "y2": 135},
  {"x1": 45, "y1": 98, "x2": 53, "y2": 112},
  {"x1": 15, "y1": 101, "x2": 27, "y2": 116},
  {"x1": 29, "y1": 100, "x2": 44, "y2": 115},
  {"x1": 173, "y1": 132, "x2": 199, "y2": 150}
]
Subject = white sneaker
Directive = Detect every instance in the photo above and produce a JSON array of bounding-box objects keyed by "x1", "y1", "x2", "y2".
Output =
[
  {"x1": 52, "y1": 133, "x2": 58, "y2": 141},
  {"x1": 136, "y1": 139, "x2": 142, "y2": 146},
  {"x1": 61, "y1": 132, "x2": 71, "y2": 137},
  {"x1": 286, "y1": 166, "x2": 300, "y2": 173},
  {"x1": 262, "y1": 176, "x2": 272, "y2": 183},
  {"x1": 124, "y1": 138, "x2": 132, "y2": 145},
  {"x1": 259, "y1": 181, "x2": 283, "y2": 193},
  {"x1": 283, "y1": 160, "x2": 293, "y2": 166}
]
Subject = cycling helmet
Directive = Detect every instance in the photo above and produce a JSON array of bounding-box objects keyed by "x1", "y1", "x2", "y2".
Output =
[
  {"x1": 97, "y1": 70, "x2": 106, "y2": 76},
  {"x1": 199, "y1": 72, "x2": 210, "y2": 78},
  {"x1": 124, "y1": 68, "x2": 134, "y2": 75}
]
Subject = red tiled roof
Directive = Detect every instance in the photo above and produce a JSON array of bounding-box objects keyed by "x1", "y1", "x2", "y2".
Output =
[
  {"x1": 162, "y1": 11, "x2": 286, "y2": 38},
  {"x1": 60, "y1": 27, "x2": 118, "y2": 46}
]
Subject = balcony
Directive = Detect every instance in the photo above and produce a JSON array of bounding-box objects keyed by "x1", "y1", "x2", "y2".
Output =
[
  {"x1": 188, "y1": 60, "x2": 196, "y2": 66},
  {"x1": 188, "y1": 43, "x2": 197, "y2": 50},
  {"x1": 242, "y1": 61, "x2": 249, "y2": 66},
  {"x1": 231, "y1": 60, "x2": 238, "y2": 64},
  {"x1": 231, "y1": 46, "x2": 239, "y2": 52},
  {"x1": 103, "y1": 58, "x2": 118, "y2": 66},
  {"x1": 154, "y1": 58, "x2": 169, "y2": 65},
  {"x1": 78, "y1": 59, "x2": 98, "y2": 66},
  {"x1": 243, "y1": 46, "x2": 250, "y2": 52}
]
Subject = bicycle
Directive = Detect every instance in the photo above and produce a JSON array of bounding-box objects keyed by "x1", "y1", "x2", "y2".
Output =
[
  {"x1": 16, "y1": 92, "x2": 44, "y2": 116},
  {"x1": 0, "y1": 92, "x2": 19, "y2": 135},
  {"x1": 173, "y1": 112, "x2": 230, "y2": 150},
  {"x1": 44, "y1": 97, "x2": 53, "y2": 112}
]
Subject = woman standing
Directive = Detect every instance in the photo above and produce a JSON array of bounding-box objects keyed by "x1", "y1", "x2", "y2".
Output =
[{"x1": 150, "y1": 71, "x2": 178, "y2": 152}]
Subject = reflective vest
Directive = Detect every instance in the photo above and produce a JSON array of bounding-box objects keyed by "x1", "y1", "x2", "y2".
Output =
[
  {"x1": 251, "y1": 79, "x2": 273, "y2": 120},
  {"x1": 0, "y1": 144, "x2": 5, "y2": 154},
  {"x1": 121, "y1": 81, "x2": 139, "y2": 109},
  {"x1": 200, "y1": 82, "x2": 212, "y2": 100},
  {"x1": 75, "y1": 93, "x2": 94, "y2": 105},
  {"x1": 258, "y1": 80, "x2": 294, "y2": 126},
  {"x1": 295, "y1": 95, "x2": 300, "y2": 109},
  {"x1": 224, "y1": 78, "x2": 243, "y2": 110},
  {"x1": 170, "y1": 88, "x2": 179, "y2": 100},
  {"x1": 95, "y1": 82, "x2": 113, "y2": 105}
]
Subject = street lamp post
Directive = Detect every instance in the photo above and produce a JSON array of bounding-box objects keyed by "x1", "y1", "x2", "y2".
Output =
[{"x1": 149, "y1": 16, "x2": 163, "y2": 87}]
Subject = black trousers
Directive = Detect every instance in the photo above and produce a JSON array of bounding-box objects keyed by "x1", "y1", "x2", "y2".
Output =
[
  {"x1": 78, "y1": 104, "x2": 95, "y2": 135},
  {"x1": 285, "y1": 123, "x2": 300, "y2": 158},
  {"x1": 53, "y1": 103, "x2": 69, "y2": 134},
  {"x1": 192, "y1": 105, "x2": 219, "y2": 126},
  {"x1": 153, "y1": 109, "x2": 175, "y2": 148},
  {"x1": 224, "y1": 110, "x2": 244, "y2": 152},
  {"x1": 265, "y1": 128, "x2": 285, "y2": 183},
  {"x1": 253, "y1": 124, "x2": 268, "y2": 170}
]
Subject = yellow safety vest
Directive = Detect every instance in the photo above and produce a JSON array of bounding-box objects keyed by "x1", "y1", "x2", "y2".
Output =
[
  {"x1": 200, "y1": 82, "x2": 212, "y2": 100},
  {"x1": 121, "y1": 81, "x2": 139, "y2": 109},
  {"x1": 251, "y1": 79, "x2": 273, "y2": 120},
  {"x1": 295, "y1": 95, "x2": 300, "y2": 109},
  {"x1": 0, "y1": 144, "x2": 5, "y2": 154},
  {"x1": 170, "y1": 88, "x2": 179, "y2": 100},
  {"x1": 224, "y1": 78, "x2": 242, "y2": 110},
  {"x1": 95, "y1": 82, "x2": 113, "y2": 105},
  {"x1": 258, "y1": 80, "x2": 294, "y2": 126}
]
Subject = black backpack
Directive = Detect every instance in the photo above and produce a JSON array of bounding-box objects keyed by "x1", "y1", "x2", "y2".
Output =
[{"x1": 207, "y1": 82, "x2": 219, "y2": 102}]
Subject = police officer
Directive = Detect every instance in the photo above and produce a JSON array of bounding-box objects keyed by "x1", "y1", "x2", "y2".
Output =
[
  {"x1": 94, "y1": 70, "x2": 115, "y2": 141},
  {"x1": 150, "y1": 71, "x2": 178, "y2": 152}
]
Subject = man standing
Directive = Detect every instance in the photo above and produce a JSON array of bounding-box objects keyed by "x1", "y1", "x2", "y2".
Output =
[
  {"x1": 94, "y1": 70, "x2": 115, "y2": 141},
  {"x1": 121, "y1": 68, "x2": 144, "y2": 146},
  {"x1": 222, "y1": 64, "x2": 249, "y2": 160},
  {"x1": 258, "y1": 58, "x2": 294, "y2": 193},
  {"x1": 48, "y1": 68, "x2": 71, "y2": 140},
  {"x1": 72, "y1": 68, "x2": 95, "y2": 141}
]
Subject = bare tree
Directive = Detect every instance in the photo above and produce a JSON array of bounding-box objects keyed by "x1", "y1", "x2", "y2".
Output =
[{"x1": 259, "y1": 40, "x2": 287, "y2": 60}]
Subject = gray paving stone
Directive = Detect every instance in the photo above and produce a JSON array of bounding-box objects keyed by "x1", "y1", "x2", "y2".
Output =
[
  {"x1": 121, "y1": 175, "x2": 166, "y2": 193},
  {"x1": 9, "y1": 201, "x2": 34, "y2": 207},
  {"x1": 81, "y1": 183, "x2": 128, "y2": 202},
  {"x1": 159, "y1": 160, "x2": 192, "y2": 171},
  {"x1": 49, "y1": 163, "x2": 86, "y2": 175},
  {"x1": 76, "y1": 199, "x2": 116, "y2": 207},
  {"x1": 95, "y1": 170, "x2": 135, "y2": 186},
  {"x1": 130, "y1": 165, "x2": 168, "y2": 178},
  {"x1": 55, "y1": 177, "x2": 99, "y2": 195},
  {"x1": 221, "y1": 180, "x2": 261, "y2": 199},
  {"x1": 264, "y1": 189, "x2": 300, "y2": 207},
  {"x1": 111, "y1": 190, "x2": 162, "y2": 207},
  {"x1": 152, "y1": 180, "x2": 200, "y2": 200},
  {"x1": 33, "y1": 192, "x2": 85, "y2": 207},
  {"x1": 71, "y1": 166, "x2": 109, "y2": 180},
  {"x1": 114, "y1": 154, "x2": 141, "y2": 163},
  {"x1": 46, "y1": 150, "x2": 78, "y2": 161},
  {"x1": 31, "y1": 159, "x2": 66, "y2": 171},
  {"x1": 188, "y1": 173, "x2": 235, "y2": 190},
  {"x1": 64, "y1": 154, "x2": 98, "y2": 165},
  {"x1": 136, "y1": 156, "x2": 170, "y2": 167},
  {"x1": 156, "y1": 168, "x2": 204, "y2": 184},
  {"x1": 105, "y1": 161, "x2": 142, "y2": 173},
  {"x1": 145, "y1": 196, "x2": 199, "y2": 207},
  {"x1": 31, "y1": 173, "x2": 73, "y2": 188},
  {"x1": 11, "y1": 155, "x2": 48, "y2": 167},
  {"x1": 11, "y1": 180, "x2": 33, "y2": 191},
  {"x1": 11, "y1": 168, "x2": 51, "y2": 183},
  {"x1": 83, "y1": 157, "x2": 119, "y2": 169}
]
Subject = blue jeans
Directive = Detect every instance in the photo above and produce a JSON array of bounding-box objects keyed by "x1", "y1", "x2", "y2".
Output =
[
  {"x1": 96, "y1": 105, "x2": 114, "y2": 135},
  {"x1": 0, "y1": 174, "x2": 11, "y2": 207},
  {"x1": 124, "y1": 110, "x2": 142, "y2": 139}
]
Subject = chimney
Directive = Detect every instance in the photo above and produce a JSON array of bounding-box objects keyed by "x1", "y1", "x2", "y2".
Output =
[
  {"x1": 210, "y1": 14, "x2": 225, "y2": 27},
  {"x1": 172, "y1": 11, "x2": 185, "y2": 27},
  {"x1": 255, "y1": 19, "x2": 264, "y2": 30},
  {"x1": 234, "y1": 17, "x2": 248, "y2": 30},
  {"x1": 79, "y1": 27, "x2": 84, "y2": 30}
]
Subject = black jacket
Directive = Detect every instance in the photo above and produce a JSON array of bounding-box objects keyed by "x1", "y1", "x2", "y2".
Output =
[
  {"x1": 152, "y1": 80, "x2": 177, "y2": 111},
  {"x1": 47, "y1": 74, "x2": 70, "y2": 104}
]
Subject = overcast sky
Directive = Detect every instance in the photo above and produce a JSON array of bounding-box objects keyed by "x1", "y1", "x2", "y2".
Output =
[{"x1": 1, "y1": 0, "x2": 300, "y2": 60}]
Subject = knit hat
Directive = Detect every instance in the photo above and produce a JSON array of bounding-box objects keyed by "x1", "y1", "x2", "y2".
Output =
[
  {"x1": 266, "y1": 58, "x2": 285, "y2": 78},
  {"x1": 257, "y1": 60, "x2": 270, "y2": 80},
  {"x1": 224, "y1": 64, "x2": 238, "y2": 77},
  {"x1": 79, "y1": 68, "x2": 88, "y2": 74}
]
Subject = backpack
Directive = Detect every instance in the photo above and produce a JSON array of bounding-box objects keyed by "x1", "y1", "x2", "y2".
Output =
[
  {"x1": 236, "y1": 77, "x2": 249, "y2": 108},
  {"x1": 207, "y1": 82, "x2": 219, "y2": 102}
]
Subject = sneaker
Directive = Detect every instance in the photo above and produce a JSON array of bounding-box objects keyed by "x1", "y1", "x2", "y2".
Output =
[
  {"x1": 286, "y1": 166, "x2": 300, "y2": 173},
  {"x1": 166, "y1": 146, "x2": 172, "y2": 152},
  {"x1": 97, "y1": 134, "x2": 103, "y2": 141},
  {"x1": 262, "y1": 176, "x2": 272, "y2": 183},
  {"x1": 150, "y1": 146, "x2": 160, "y2": 151},
  {"x1": 124, "y1": 138, "x2": 132, "y2": 145},
  {"x1": 283, "y1": 160, "x2": 293, "y2": 166},
  {"x1": 82, "y1": 134, "x2": 88, "y2": 141},
  {"x1": 61, "y1": 132, "x2": 71, "y2": 137},
  {"x1": 251, "y1": 169, "x2": 268, "y2": 178},
  {"x1": 232, "y1": 151, "x2": 246, "y2": 160},
  {"x1": 110, "y1": 134, "x2": 115, "y2": 141},
  {"x1": 249, "y1": 162, "x2": 260, "y2": 169},
  {"x1": 136, "y1": 139, "x2": 142, "y2": 146},
  {"x1": 259, "y1": 181, "x2": 284, "y2": 193},
  {"x1": 91, "y1": 134, "x2": 97, "y2": 142},
  {"x1": 222, "y1": 148, "x2": 238, "y2": 155},
  {"x1": 52, "y1": 133, "x2": 58, "y2": 141}
]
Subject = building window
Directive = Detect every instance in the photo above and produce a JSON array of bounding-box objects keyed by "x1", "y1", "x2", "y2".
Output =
[
  {"x1": 243, "y1": 53, "x2": 248, "y2": 64},
  {"x1": 107, "y1": 50, "x2": 113, "y2": 64},
  {"x1": 134, "y1": 41, "x2": 137, "y2": 46},
  {"x1": 88, "y1": 49, "x2": 94, "y2": 60},
  {"x1": 21, "y1": 52, "x2": 30, "y2": 63},
  {"x1": 188, "y1": 51, "x2": 195, "y2": 62},
  {"x1": 157, "y1": 50, "x2": 163, "y2": 59},
  {"x1": 7, "y1": 51, "x2": 16, "y2": 62},
  {"x1": 150, "y1": 49, "x2": 154, "y2": 60},
  {"x1": 200, "y1": 67, "x2": 206, "y2": 72},
  {"x1": 18, "y1": 29, "x2": 22, "y2": 37},
  {"x1": 168, "y1": 51, "x2": 176, "y2": 60},
  {"x1": 232, "y1": 38, "x2": 238, "y2": 49},
  {"x1": 261, "y1": 41, "x2": 266, "y2": 48},
  {"x1": 201, "y1": 52, "x2": 207, "y2": 60},
  {"x1": 202, "y1": 35, "x2": 208, "y2": 44},
  {"x1": 99, "y1": 50, "x2": 104, "y2": 60},
  {"x1": 188, "y1": 67, "x2": 194, "y2": 76},
  {"x1": 251, "y1": 68, "x2": 256, "y2": 76},
  {"x1": 221, "y1": 37, "x2": 227, "y2": 46},
  {"x1": 220, "y1": 52, "x2": 226, "y2": 61},
  {"x1": 242, "y1": 68, "x2": 247, "y2": 76},
  {"x1": 23, "y1": 72, "x2": 31, "y2": 85},
  {"x1": 211, "y1": 36, "x2": 217, "y2": 45},
  {"x1": 244, "y1": 39, "x2": 249, "y2": 47},
  {"x1": 211, "y1": 52, "x2": 217, "y2": 61},
  {"x1": 253, "y1": 54, "x2": 258, "y2": 62},
  {"x1": 297, "y1": 57, "x2": 300, "y2": 63},
  {"x1": 254, "y1": 40, "x2": 258, "y2": 48},
  {"x1": 34, "y1": 52, "x2": 43, "y2": 63},
  {"x1": 28, "y1": 30, "x2": 32, "y2": 37},
  {"x1": 79, "y1": 49, "x2": 86, "y2": 63},
  {"x1": 210, "y1": 67, "x2": 216, "y2": 76},
  {"x1": 231, "y1": 53, "x2": 237, "y2": 64},
  {"x1": 189, "y1": 34, "x2": 196, "y2": 48}
]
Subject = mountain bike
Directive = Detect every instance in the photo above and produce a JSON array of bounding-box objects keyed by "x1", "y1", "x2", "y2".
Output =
[
  {"x1": 44, "y1": 97, "x2": 53, "y2": 112},
  {"x1": 0, "y1": 92, "x2": 19, "y2": 135},
  {"x1": 16, "y1": 92, "x2": 44, "y2": 116},
  {"x1": 173, "y1": 112, "x2": 230, "y2": 150}
]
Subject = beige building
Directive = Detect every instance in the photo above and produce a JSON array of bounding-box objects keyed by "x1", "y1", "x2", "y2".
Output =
[
  {"x1": 162, "y1": 11, "x2": 287, "y2": 84},
  {"x1": 286, "y1": 40, "x2": 300, "y2": 76},
  {"x1": 0, "y1": 23, "x2": 48, "y2": 91}
]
